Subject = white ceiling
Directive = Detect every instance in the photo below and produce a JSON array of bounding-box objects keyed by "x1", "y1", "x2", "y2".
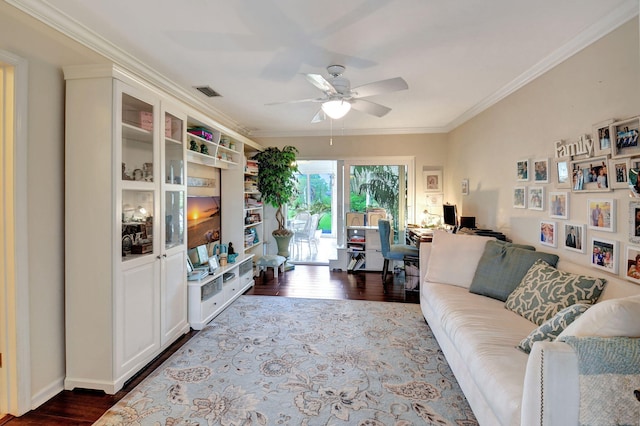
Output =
[{"x1": 8, "y1": 0, "x2": 638, "y2": 137}]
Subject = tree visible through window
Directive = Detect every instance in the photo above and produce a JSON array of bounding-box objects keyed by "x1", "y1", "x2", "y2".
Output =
[{"x1": 350, "y1": 165, "x2": 406, "y2": 241}]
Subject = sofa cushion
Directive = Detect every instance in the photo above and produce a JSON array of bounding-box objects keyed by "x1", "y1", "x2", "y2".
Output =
[
  {"x1": 558, "y1": 294, "x2": 640, "y2": 338},
  {"x1": 518, "y1": 303, "x2": 590, "y2": 353},
  {"x1": 425, "y1": 230, "x2": 494, "y2": 288},
  {"x1": 469, "y1": 240, "x2": 559, "y2": 301},
  {"x1": 505, "y1": 259, "x2": 606, "y2": 326}
]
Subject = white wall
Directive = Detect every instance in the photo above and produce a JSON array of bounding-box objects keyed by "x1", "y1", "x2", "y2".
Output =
[
  {"x1": 0, "y1": 2, "x2": 108, "y2": 408},
  {"x1": 447, "y1": 18, "x2": 639, "y2": 269}
]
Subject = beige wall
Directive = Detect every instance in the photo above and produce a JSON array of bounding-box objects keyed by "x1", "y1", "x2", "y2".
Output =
[
  {"x1": 447, "y1": 18, "x2": 639, "y2": 266},
  {"x1": 0, "y1": 1, "x2": 107, "y2": 407}
]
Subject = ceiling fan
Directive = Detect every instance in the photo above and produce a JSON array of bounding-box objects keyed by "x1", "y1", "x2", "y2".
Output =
[{"x1": 268, "y1": 65, "x2": 408, "y2": 123}]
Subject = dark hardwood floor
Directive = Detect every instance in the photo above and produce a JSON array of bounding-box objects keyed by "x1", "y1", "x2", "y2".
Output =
[{"x1": 3, "y1": 265, "x2": 418, "y2": 425}]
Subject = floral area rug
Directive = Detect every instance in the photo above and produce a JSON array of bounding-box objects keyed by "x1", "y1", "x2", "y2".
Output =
[{"x1": 95, "y1": 296, "x2": 477, "y2": 425}]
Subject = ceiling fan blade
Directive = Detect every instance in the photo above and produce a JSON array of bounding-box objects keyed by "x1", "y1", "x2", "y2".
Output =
[
  {"x1": 305, "y1": 73, "x2": 338, "y2": 94},
  {"x1": 265, "y1": 97, "x2": 324, "y2": 106},
  {"x1": 311, "y1": 109, "x2": 326, "y2": 123},
  {"x1": 350, "y1": 99, "x2": 392, "y2": 117},
  {"x1": 352, "y1": 77, "x2": 408, "y2": 98}
]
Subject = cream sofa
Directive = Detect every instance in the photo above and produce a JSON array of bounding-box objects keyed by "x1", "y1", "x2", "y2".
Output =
[{"x1": 419, "y1": 231, "x2": 640, "y2": 426}]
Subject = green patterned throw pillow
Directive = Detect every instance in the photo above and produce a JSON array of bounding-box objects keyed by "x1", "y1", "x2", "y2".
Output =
[
  {"x1": 518, "y1": 303, "x2": 590, "y2": 353},
  {"x1": 505, "y1": 259, "x2": 606, "y2": 326}
]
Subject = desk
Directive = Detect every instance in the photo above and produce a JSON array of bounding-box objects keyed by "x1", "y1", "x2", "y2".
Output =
[{"x1": 406, "y1": 227, "x2": 434, "y2": 247}]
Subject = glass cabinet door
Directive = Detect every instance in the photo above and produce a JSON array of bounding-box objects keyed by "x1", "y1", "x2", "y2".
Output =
[
  {"x1": 165, "y1": 190, "x2": 184, "y2": 250},
  {"x1": 121, "y1": 93, "x2": 154, "y2": 182},
  {"x1": 122, "y1": 190, "x2": 155, "y2": 259},
  {"x1": 164, "y1": 112, "x2": 184, "y2": 185}
]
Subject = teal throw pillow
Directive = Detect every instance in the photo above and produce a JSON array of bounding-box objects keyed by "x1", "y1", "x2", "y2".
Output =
[
  {"x1": 469, "y1": 240, "x2": 559, "y2": 302},
  {"x1": 505, "y1": 259, "x2": 606, "y2": 326},
  {"x1": 517, "y1": 303, "x2": 590, "y2": 353}
]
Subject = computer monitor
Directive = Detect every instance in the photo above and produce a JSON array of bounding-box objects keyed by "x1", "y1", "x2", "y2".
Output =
[{"x1": 443, "y1": 203, "x2": 458, "y2": 230}]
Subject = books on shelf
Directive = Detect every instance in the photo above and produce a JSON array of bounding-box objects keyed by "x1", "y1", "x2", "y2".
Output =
[
  {"x1": 245, "y1": 159, "x2": 259, "y2": 174},
  {"x1": 347, "y1": 253, "x2": 366, "y2": 271}
]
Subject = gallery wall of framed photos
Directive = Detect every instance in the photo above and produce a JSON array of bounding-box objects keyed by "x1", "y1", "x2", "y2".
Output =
[{"x1": 513, "y1": 115, "x2": 640, "y2": 284}]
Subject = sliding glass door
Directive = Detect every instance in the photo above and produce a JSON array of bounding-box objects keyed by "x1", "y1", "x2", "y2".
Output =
[{"x1": 344, "y1": 157, "x2": 415, "y2": 243}]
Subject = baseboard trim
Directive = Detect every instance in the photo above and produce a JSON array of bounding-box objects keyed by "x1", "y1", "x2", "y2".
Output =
[{"x1": 30, "y1": 377, "x2": 64, "y2": 411}]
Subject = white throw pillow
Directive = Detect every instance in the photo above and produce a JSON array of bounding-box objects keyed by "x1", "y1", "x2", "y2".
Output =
[
  {"x1": 424, "y1": 230, "x2": 494, "y2": 288},
  {"x1": 558, "y1": 294, "x2": 640, "y2": 338}
]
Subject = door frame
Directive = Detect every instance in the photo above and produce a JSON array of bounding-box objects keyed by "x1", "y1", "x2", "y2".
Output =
[{"x1": 0, "y1": 50, "x2": 31, "y2": 416}]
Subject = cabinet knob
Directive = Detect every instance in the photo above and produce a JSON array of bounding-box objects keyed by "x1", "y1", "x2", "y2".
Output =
[{"x1": 156, "y1": 255, "x2": 161, "y2": 260}]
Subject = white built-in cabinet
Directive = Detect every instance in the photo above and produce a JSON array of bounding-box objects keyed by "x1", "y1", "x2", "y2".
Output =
[
  {"x1": 64, "y1": 64, "x2": 260, "y2": 394},
  {"x1": 64, "y1": 65, "x2": 190, "y2": 393}
]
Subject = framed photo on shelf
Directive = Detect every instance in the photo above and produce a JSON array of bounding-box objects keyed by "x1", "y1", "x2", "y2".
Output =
[
  {"x1": 513, "y1": 186, "x2": 526, "y2": 209},
  {"x1": 554, "y1": 158, "x2": 571, "y2": 189},
  {"x1": 533, "y1": 158, "x2": 549, "y2": 183},
  {"x1": 587, "y1": 198, "x2": 615, "y2": 232},
  {"x1": 611, "y1": 116, "x2": 640, "y2": 158},
  {"x1": 629, "y1": 201, "x2": 640, "y2": 244},
  {"x1": 563, "y1": 223, "x2": 585, "y2": 253},
  {"x1": 540, "y1": 220, "x2": 557, "y2": 248},
  {"x1": 608, "y1": 157, "x2": 630, "y2": 189},
  {"x1": 625, "y1": 245, "x2": 640, "y2": 284},
  {"x1": 516, "y1": 159, "x2": 530, "y2": 181},
  {"x1": 593, "y1": 119, "x2": 615, "y2": 156},
  {"x1": 528, "y1": 186, "x2": 544, "y2": 211},
  {"x1": 570, "y1": 156, "x2": 611, "y2": 192},
  {"x1": 549, "y1": 191, "x2": 568, "y2": 219},
  {"x1": 590, "y1": 237, "x2": 618, "y2": 274},
  {"x1": 423, "y1": 170, "x2": 443, "y2": 192}
]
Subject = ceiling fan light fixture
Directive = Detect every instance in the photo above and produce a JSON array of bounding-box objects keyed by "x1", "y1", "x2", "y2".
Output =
[{"x1": 321, "y1": 100, "x2": 351, "y2": 119}]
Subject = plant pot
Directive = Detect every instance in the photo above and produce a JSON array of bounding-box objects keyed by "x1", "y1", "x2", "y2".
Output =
[{"x1": 272, "y1": 231, "x2": 293, "y2": 258}]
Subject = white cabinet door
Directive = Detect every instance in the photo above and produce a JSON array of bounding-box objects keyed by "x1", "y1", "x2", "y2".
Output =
[
  {"x1": 117, "y1": 260, "x2": 160, "y2": 377},
  {"x1": 161, "y1": 249, "x2": 188, "y2": 346}
]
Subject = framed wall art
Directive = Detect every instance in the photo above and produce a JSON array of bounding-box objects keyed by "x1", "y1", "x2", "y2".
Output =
[
  {"x1": 593, "y1": 118, "x2": 614, "y2": 156},
  {"x1": 540, "y1": 220, "x2": 557, "y2": 248},
  {"x1": 625, "y1": 245, "x2": 640, "y2": 284},
  {"x1": 609, "y1": 157, "x2": 630, "y2": 189},
  {"x1": 423, "y1": 170, "x2": 443, "y2": 192},
  {"x1": 590, "y1": 237, "x2": 618, "y2": 274},
  {"x1": 570, "y1": 156, "x2": 611, "y2": 192},
  {"x1": 528, "y1": 186, "x2": 544, "y2": 211},
  {"x1": 513, "y1": 186, "x2": 526, "y2": 209},
  {"x1": 587, "y1": 198, "x2": 615, "y2": 232},
  {"x1": 549, "y1": 191, "x2": 568, "y2": 219},
  {"x1": 629, "y1": 200, "x2": 640, "y2": 244},
  {"x1": 516, "y1": 159, "x2": 529, "y2": 181},
  {"x1": 461, "y1": 178, "x2": 469, "y2": 195},
  {"x1": 554, "y1": 158, "x2": 571, "y2": 189},
  {"x1": 533, "y1": 158, "x2": 549, "y2": 183},
  {"x1": 563, "y1": 223, "x2": 585, "y2": 253},
  {"x1": 611, "y1": 116, "x2": 640, "y2": 158}
]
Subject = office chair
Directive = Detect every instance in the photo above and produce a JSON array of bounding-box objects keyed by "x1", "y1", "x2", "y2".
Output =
[{"x1": 378, "y1": 220, "x2": 420, "y2": 283}]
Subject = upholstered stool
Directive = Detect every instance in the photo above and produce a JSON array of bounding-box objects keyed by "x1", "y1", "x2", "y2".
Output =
[{"x1": 255, "y1": 255, "x2": 287, "y2": 279}]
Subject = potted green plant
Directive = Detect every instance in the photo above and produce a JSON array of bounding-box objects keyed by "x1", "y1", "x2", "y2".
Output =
[{"x1": 253, "y1": 146, "x2": 299, "y2": 257}]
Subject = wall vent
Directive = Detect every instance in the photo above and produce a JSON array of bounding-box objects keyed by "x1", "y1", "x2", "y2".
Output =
[{"x1": 194, "y1": 86, "x2": 221, "y2": 98}]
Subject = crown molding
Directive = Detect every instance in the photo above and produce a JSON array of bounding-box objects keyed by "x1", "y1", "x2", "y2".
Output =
[
  {"x1": 249, "y1": 125, "x2": 448, "y2": 138},
  {"x1": 4, "y1": 0, "x2": 253, "y2": 138},
  {"x1": 447, "y1": 0, "x2": 639, "y2": 132}
]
